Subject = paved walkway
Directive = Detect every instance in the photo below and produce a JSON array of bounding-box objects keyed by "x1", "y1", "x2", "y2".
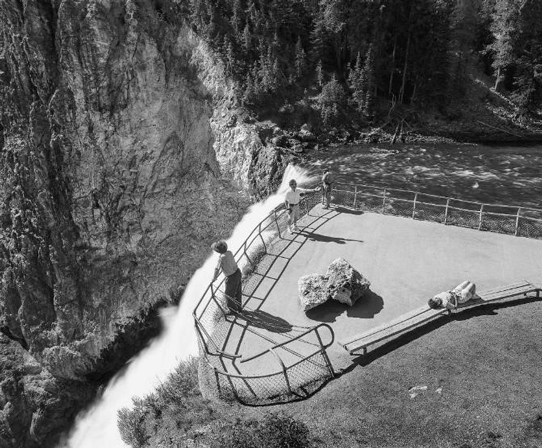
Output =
[{"x1": 228, "y1": 204, "x2": 542, "y2": 373}]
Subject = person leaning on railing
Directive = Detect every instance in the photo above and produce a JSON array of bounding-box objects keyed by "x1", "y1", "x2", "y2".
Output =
[
  {"x1": 428, "y1": 280, "x2": 477, "y2": 310},
  {"x1": 284, "y1": 179, "x2": 319, "y2": 234},
  {"x1": 211, "y1": 240, "x2": 242, "y2": 314},
  {"x1": 321, "y1": 168, "x2": 333, "y2": 209}
]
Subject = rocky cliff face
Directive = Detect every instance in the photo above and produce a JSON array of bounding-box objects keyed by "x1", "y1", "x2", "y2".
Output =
[{"x1": 0, "y1": 1, "x2": 274, "y2": 446}]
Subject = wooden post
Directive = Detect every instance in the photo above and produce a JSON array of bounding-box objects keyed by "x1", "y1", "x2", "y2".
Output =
[
  {"x1": 382, "y1": 189, "x2": 387, "y2": 213},
  {"x1": 515, "y1": 207, "x2": 521, "y2": 236},
  {"x1": 478, "y1": 204, "x2": 484, "y2": 230},
  {"x1": 353, "y1": 186, "x2": 358, "y2": 209},
  {"x1": 444, "y1": 198, "x2": 450, "y2": 224},
  {"x1": 412, "y1": 193, "x2": 418, "y2": 219}
]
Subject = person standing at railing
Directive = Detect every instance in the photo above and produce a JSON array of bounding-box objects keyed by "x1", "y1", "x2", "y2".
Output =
[
  {"x1": 284, "y1": 179, "x2": 318, "y2": 234},
  {"x1": 321, "y1": 168, "x2": 333, "y2": 209},
  {"x1": 211, "y1": 240, "x2": 242, "y2": 314}
]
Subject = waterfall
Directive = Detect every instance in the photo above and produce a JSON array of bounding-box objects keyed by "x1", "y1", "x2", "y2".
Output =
[{"x1": 64, "y1": 164, "x2": 315, "y2": 447}]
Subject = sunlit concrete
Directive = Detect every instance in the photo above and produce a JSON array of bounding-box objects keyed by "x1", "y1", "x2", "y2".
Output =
[{"x1": 235, "y1": 204, "x2": 542, "y2": 370}]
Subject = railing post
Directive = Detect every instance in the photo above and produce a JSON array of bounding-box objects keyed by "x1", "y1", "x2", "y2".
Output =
[
  {"x1": 270, "y1": 348, "x2": 293, "y2": 394},
  {"x1": 382, "y1": 189, "x2": 387, "y2": 213},
  {"x1": 274, "y1": 209, "x2": 281, "y2": 239},
  {"x1": 412, "y1": 193, "x2": 418, "y2": 219},
  {"x1": 515, "y1": 207, "x2": 521, "y2": 236},
  {"x1": 353, "y1": 186, "x2": 358, "y2": 209},
  {"x1": 444, "y1": 198, "x2": 450, "y2": 224},
  {"x1": 478, "y1": 204, "x2": 484, "y2": 230},
  {"x1": 244, "y1": 241, "x2": 253, "y2": 265},
  {"x1": 258, "y1": 222, "x2": 267, "y2": 253},
  {"x1": 315, "y1": 328, "x2": 335, "y2": 378},
  {"x1": 213, "y1": 367, "x2": 221, "y2": 396}
]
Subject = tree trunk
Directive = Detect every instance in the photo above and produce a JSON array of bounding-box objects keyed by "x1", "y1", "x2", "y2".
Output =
[
  {"x1": 388, "y1": 35, "x2": 397, "y2": 97},
  {"x1": 399, "y1": 29, "x2": 411, "y2": 104}
]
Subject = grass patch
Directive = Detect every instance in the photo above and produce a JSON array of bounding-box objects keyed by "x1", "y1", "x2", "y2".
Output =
[{"x1": 237, "y1": 299, "x2": 542, "y2": 448}]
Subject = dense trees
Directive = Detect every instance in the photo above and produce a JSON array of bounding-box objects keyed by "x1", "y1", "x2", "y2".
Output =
[{"x1": 168, "y1": 0, "x2": 542, "y2": 121}]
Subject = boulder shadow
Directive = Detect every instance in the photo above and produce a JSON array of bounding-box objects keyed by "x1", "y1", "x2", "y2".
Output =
[
  {"x1": 305, "y1": 289, "x2": 384, "y2": 323},
  {"x1": 240, "y1": 309, "x2": 293, "y2": 333},
  {"x1": 346, "y1": 289, "x2": 384, "y2": 318}
]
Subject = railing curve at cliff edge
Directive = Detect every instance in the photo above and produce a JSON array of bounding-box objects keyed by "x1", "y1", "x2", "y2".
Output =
[
  {"x1": 193, "y1": 183, "x2": 542, "y2": 406},
  {"x1": 193, "y1": 191, "x2": 335, "y2": 405}
]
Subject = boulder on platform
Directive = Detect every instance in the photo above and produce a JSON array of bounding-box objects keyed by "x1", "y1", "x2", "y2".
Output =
[
  {"x1": 298, "y1": 273, "x2": 329, "y2": 312},
  {"x1": 325, "y1": 258, "x2": 371, "y2": 306}
]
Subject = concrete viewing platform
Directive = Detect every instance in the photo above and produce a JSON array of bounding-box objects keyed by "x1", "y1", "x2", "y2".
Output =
[
  {"x1": 225, "y1": 203, "x2": 542, "y2": 374},
  {"x1": 197, "y1": 198, "x2": 542, "y2": 404}
]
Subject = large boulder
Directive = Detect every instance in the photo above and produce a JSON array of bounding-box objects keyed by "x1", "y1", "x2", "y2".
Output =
[
  {"x1": 325, "y1": 258, "x2": 370, "y2": 307},
  {"x1": 298, "y1": 274, "x2": 329, "y2": 312}
]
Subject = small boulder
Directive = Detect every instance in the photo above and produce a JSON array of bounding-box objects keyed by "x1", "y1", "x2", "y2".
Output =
[
  {"x1": 298, "y1": 128, "x2": 317, "y2": 142},
  {"x1": 325, "y1": 258, "x2": 370, "y2": 307},
  {"x1": 298, "y1": 273, "x2": 329, "y2": 312}
]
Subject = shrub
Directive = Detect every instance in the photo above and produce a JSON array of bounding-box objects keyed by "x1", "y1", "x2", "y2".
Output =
[
  {"x1": 117, "y1": 357, "x2": 217, "y2": 447},
  {"x1": 207, "y1": 412, "x2": 311, "y2": 448}
]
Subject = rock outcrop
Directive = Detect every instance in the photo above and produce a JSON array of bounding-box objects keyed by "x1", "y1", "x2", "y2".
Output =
[
  {"x1": 298, "y1": 274, "x2": 329, "y2": 312},
  {"x1": 298, "y1": 258, "x2": 370, "y2": 312},
  {"x1": 0, "y1": 1, "x2": 280, "y2": 446},
  {"x1": 326, "y1": 258, "x2": 371, "y2": 307}
]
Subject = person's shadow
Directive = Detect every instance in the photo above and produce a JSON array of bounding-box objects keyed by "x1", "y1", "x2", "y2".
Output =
[
  {"x1": 239, "y1": 309, "x2": 293, "y2": 333},
  {"x1": 299, "y1": 229, "x2": 364, "y2": 245},
  {"x1": 333, "y1": 206, "x2": 364, "y2": 215},
  {"x1": 306, "y1": 289, "x2": 384, "y2": 323}
]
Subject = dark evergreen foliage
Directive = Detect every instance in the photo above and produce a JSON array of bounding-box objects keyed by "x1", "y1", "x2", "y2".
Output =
[{"x1": 63, "y1": 0, "x2": 534, "y2": 121}]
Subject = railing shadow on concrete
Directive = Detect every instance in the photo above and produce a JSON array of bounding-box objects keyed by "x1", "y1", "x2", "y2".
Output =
[{"x1": 194, "y1": 183, "x2": 542, "y2": 406}]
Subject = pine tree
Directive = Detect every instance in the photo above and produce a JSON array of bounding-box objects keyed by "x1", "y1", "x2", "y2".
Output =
[
  {"x1": 348, "y1": 52, "x2": 365, "y2": 113},
  {"x1": 489, "y1": 0, "x2": 520, "y2": 91},
  {"x1": 242, "y1": 23, "x2": 251, "y2": 52},
  {"x1": 294, "y1": 36, "x2": 307, "y2": 80},
  {"x1": 363, "y1": 44, "x2": 376, "y2": 116},
  {"x1": 513, "y1": 0, "x2": 542, "y2": 115},
  {"x1": 316, "y1": 59, "x2": 325, "y2": 87}
]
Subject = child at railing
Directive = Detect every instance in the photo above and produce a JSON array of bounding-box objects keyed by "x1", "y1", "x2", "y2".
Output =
[
  {"x1": 212, "y1": 240, "x2": 242, "y2": 313},
  {"x1": 428, "y1": 280, "x2": 477, "y2": 310}
]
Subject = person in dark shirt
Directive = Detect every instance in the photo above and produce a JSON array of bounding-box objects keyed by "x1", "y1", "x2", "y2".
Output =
[
  {"x1": 212, "y1": 240, "x2": 242, "y2": 313},
  {"x1": 321, "y1": 168, "x2": 333, "y2": 209}
]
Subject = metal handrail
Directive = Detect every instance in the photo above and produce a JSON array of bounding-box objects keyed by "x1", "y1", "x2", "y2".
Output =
[
  {"x1": 335, "y1": 182, "x2": 542, "y2": 213},
  {"x1": 240, "y1": 323, "x2": 334, "y2": 364}
]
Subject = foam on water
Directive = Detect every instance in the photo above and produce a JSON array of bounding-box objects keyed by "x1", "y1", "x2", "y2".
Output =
[{"x1": 63, "y1": 164, "x2": 315, "y2": 448}]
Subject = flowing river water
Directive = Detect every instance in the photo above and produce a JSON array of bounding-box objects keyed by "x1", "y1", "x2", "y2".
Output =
[
  {"x1": 309, "y1": 143, "x2": 542, "y2": 208},
  {"x1": 64, "y1": 143, "x2": 542, "y2": 446}
]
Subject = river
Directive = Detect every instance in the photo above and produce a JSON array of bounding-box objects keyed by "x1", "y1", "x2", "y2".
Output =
[{"x1": 309, "y1": 143, "x2": 542, "y2": 208}]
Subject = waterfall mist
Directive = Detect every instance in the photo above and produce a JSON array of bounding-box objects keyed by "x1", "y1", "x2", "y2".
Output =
[{"x1": 64, "y1": 164, "x2": 315, "y2": 447}]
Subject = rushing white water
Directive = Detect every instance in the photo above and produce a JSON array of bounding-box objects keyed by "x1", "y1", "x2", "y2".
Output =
[{"x1": 64, "y1": 164, "x2": 315, "y2": 448}]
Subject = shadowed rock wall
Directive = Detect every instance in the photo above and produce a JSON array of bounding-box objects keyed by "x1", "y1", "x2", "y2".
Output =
[{"x1": 0, "y1": 1, "x2": 274, "y2": 446}]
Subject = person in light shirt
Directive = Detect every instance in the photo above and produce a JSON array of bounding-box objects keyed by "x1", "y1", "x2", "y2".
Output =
[
  {"x1": 212, "y1": 240, "x2": 242, "y2": 313},
  {"x1": 428, "y1": 280, "x2": 477, "y2": 310},
  {"x1": 284, "y1": 179, "x2": 318, "y2": 233}
]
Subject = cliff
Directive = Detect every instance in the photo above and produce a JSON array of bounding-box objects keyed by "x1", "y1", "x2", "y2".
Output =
[{"x1": 0, "y1": 1, "x2": 289, "y2": 446}]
